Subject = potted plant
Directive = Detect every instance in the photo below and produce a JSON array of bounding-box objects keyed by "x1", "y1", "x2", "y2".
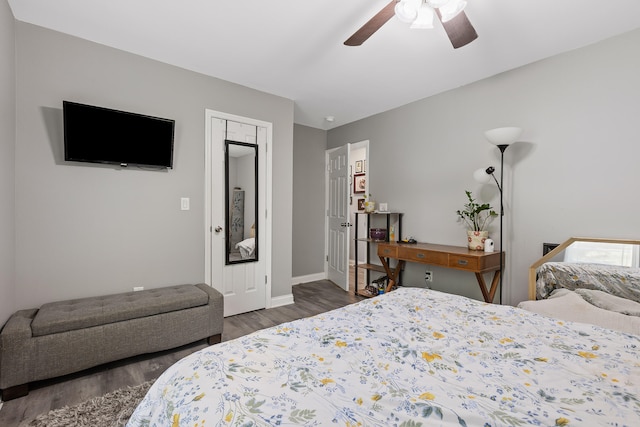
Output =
[{"x1": 456, "y1": 190, "x2": 497, "y2": 250}]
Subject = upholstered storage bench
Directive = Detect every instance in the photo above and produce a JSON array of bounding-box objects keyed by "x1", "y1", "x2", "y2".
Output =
[{"x1": 0, "y1": 283, "x2": 223, "y2": 401}]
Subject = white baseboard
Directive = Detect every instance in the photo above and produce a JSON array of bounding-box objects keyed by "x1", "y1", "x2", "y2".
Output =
[
  {"x1": 291, "y1": 272, "x2": 326, "y2": 286},
  {"x1": 270, "y1": 293, "x2": 294, "y2": 308},
  {"x1": 268, "y1": 273, "x2": 327, "y2": 310}
]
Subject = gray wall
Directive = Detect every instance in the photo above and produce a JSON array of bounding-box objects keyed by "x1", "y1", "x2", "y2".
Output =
[
  {"x1": 13, "y1": 22, "x2": 293, "y2": 310},
  {"x1": 292, "y1": 124, "x2": 326, "y2": 277},
  {"x1": 0, "y1": 0, "x2": 16, "y2": 325},
  {"x1": 328, "y1": 28, "x2": 640, "y2": 305}
]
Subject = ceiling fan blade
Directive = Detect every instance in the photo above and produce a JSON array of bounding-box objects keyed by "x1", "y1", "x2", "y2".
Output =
[
  {"x1": 344, "y1": 0, "x2": 397, "y2": 46},
  {"x1": 437, "y1": 10, "x2": 478, "y2": 49}
]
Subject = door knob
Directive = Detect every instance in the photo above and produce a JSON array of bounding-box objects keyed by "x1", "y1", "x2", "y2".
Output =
[{"x1": 214, "y1": 226, "x2": 223, "y2": 233}]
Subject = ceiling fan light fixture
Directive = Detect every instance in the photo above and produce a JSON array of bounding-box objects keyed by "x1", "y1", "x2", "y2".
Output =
[
  {"x1": 395, "y1": 0, "x2": 421, "y2": 24},
  {"x1": 438, "y1": 0, "x2": 467, "y2": 23},
  {"x1": 344, "y1": 0, "x2": 478, "y2": 48},
  {"x1": 410, "y1": 4, "x2": 435, "y2": 29},
  {"x1": 426, "y1": 0, "x2": 450, "y2": 8}
]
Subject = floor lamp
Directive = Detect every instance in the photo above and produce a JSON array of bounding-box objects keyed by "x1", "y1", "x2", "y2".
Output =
[{"x1": 473, "y1": 127, "x2": 522, "y2": 304}]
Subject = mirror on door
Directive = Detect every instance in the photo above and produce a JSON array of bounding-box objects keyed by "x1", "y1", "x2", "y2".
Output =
[{"x1": 225, "y1": 140, "x2": 258, "y2": 264}]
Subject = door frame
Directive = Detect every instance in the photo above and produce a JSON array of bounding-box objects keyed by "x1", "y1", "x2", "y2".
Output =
[{"x1": 204, "y1": 109, "x2": 273, "y2": 309}]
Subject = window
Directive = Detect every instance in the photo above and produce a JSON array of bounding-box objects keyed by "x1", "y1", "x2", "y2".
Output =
[{"x1": 564, "y1": 241, "x2": 639, "y2": 267}]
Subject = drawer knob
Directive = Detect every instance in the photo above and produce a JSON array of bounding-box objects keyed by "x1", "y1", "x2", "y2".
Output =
[
  {"x1": 458, "y1": 259, "x2": 468, "y2": 265},
  {"x1": 416, "y1": 253, "x2": 425, "y2": 259}
]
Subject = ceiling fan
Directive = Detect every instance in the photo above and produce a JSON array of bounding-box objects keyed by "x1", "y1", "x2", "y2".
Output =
[{"x1": 344, "y1": 0, "x2": 477, "y2": 49}]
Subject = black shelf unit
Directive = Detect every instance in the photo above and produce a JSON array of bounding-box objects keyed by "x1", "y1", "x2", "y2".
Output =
[{"x1": 353, "y1": 212, "x2": 403, "y2": 296}]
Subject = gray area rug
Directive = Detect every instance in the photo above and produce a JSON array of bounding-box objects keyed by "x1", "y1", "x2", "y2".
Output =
[{"x1": 24, "y1": 381, "x2": 153, "y2": 427}]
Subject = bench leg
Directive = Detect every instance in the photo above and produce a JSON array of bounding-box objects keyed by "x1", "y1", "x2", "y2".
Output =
[
  {"x1": 1, "y1": 383, "x2": 29, "y2": 401},
  {"x1": 208, "y1": 333, "x2": 222, "y2": 345}
]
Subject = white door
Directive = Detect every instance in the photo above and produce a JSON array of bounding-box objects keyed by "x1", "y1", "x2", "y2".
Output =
[
  {"x1": 326, "y1": 145, "x2": 350, "y2": 290},
  {"x1": 205, "y1": 111, "x2": 272, "y2": 317}
]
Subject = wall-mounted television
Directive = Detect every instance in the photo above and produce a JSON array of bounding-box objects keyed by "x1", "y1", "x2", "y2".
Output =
[{"x1": 63, "y1": 101, "x2": 175, "y2": 169}]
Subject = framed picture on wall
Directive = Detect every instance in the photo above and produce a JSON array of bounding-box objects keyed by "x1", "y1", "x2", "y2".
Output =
[
  {"x1": 357, "y1": 198, "x2": 365, "y2": 210},
  {"x1": 355, "y1": 160, "x2": 363, "y2": 173},
  {"x1": 354, "y1": 173, "x2": 366, "y2": 194}
]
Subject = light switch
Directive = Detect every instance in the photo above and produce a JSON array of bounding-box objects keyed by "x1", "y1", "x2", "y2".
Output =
[{"x1": 181, "y1": 197, "x2": 190, "y2": 211}]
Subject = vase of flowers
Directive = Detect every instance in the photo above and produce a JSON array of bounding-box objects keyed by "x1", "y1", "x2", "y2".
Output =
[{"x1": 456, "y1": 190, "x2": 497, "y2": 250}]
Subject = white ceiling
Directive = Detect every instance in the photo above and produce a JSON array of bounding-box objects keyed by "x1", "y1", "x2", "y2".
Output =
[{"x1": 8, "y1": 0, "x2": 640, "y2": 130}]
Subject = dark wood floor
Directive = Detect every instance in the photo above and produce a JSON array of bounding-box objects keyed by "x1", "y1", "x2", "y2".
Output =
[{"x1": 0, "y1": 280, "x2": 362, "y2": 426}]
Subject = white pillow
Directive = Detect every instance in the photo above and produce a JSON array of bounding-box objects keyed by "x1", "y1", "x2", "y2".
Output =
[
  {"x1": 518, "y1": 290, "x2": 640, "y2": 335},
  {"x1": 574, "y1": 288, "x2": 640, "y2": 316}
]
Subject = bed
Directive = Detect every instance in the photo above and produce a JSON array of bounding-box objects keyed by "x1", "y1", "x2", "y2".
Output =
[
  {"x1": 127, "y1": 285, "x2": 640, "y2": 426},
  {"x1": 235, "y1": 237, "x2": 256, "y2": 260},
  {"x1": 519, "y1": 237, "x2": 640, "y2": 335}
]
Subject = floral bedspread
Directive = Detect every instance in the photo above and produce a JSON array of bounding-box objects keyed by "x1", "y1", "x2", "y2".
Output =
[{"x1": 127, "y1": 288, "x2": 640, "y2": 427}]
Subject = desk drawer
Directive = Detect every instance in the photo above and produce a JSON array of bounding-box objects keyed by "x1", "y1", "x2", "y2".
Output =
[
  {"x1": 448, "y1": 255, "x2": 479, "y2": 271},
  {"x1": 398, "y1": 247, "x2": 447, "y2": 265},
  {"x1": 378, "y1": 245, "x2": 398, "y2": 258}
]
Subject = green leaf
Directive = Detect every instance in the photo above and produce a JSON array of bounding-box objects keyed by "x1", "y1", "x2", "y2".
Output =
[
  {"x1": 246, "y1": 398, "x2": 265, "y2": 414},
  {"x1": 456, "y1": 190, "x2": 497, "y2": 231},
  {"x1": 289, "y1": 409, "x2": 317, "y2": 423},
  {"x1": 419, "y1": 405, "x2": 444, "y2": 420},
  {"x1": 502, "y1": 352, "x2": 521, "y2": 359},
  {"x1": 559, "y1": 398, "x2": 585, "y2": 405},
  {"x1": 537, "y1": 389, "x2": 557, "y2": 402},
  {"x1": 287, "y1": 381, "x2": 306, "y2": 392},
  {"x1": 434, "y1": 407, "x2": 443, "y2": 420},
  {"x1": 164, "y1": 402, "x2": 174, "y2": 420},
  {"x1": 491, "y1": 410, "x2": 527, "y2": 426}
]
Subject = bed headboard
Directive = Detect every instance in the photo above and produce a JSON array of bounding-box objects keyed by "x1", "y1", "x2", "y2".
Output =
[{"x1": 528, "y1": 237, "x2": 640, "y2": 300}]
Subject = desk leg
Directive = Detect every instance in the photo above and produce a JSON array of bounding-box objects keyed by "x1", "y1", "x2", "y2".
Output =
[
  {"x1": 380, "y1": 256, "x2": 404, "y2": 293},
  {"x1": 475, "y1": 270, "x2": 501, "y2": 303}
]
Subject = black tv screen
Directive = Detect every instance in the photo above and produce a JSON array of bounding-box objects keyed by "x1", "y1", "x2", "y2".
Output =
[{"x1": 63, "y1": 101, "x2": 175, "y2": 168}]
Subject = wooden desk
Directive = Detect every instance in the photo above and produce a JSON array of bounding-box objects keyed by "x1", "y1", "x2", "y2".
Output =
[{"x1": 377, "y1": 242, "x2": 504, "y2": 303}]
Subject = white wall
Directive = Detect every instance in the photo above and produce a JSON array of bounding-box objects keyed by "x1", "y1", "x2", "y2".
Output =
[
  {"x1": 13, "y1": 22, "x2": 294, "y2": 309},
  {"x1": 327, "y1": 28, "x2": 640, "y2": 305},
  {"x1": 0, "y1": 0, "x2": 16, "y2": 325}
]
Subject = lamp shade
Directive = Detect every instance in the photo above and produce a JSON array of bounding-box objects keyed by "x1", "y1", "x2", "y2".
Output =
[
  {"x1": 484, "y1": 127, "x2": 522, "y2": 146},
  {"x1": 473, "y1": 167, "x2": 493, "y2": 184}
]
